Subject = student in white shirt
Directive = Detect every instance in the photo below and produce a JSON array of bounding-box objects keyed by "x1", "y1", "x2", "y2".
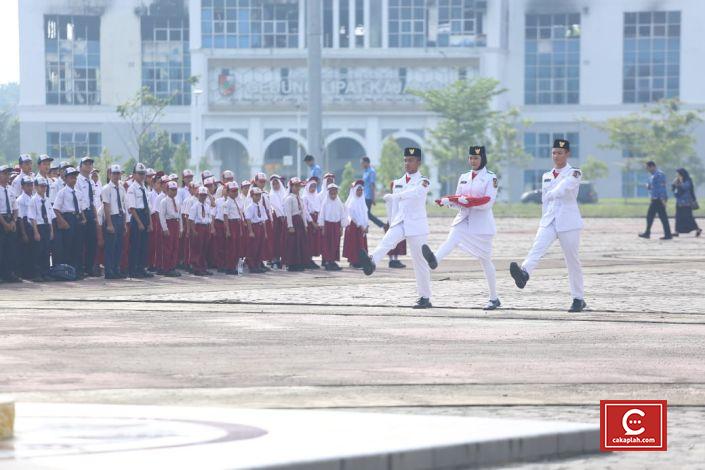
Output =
[
  {"x1": 318, "y1": 183, "x2": 348, "y2": 271},
  {"x1": 244, "y1": 187, "x2": 268, "y2": 274},
  {"x1": 188, "y1": 186, "x2": 214, "y2": 276},
  {"x1": 53, "y1": 167, "x2": 87, "y2": 278},
  {"x1": 283, "y1": 177, "x2": 308, "y2": 272},
  {"x1": 223, "y1": 181, "x2": 244, "y2": 275},
  {"x1": 16, "y1": 177, "x2": 36, "y2": 279},
  {"x1": 0, "y1": 165, "x2": 20, "y2": 282},
  {"x1": 28, "y1": 177, "x2": 55, "y2": 280},
  {"x1": 101, "y1": 164, "x2": 128, "y2": 279},
  {"x1": 158, "y1": 181, "x2": 182, "y2": 277}
]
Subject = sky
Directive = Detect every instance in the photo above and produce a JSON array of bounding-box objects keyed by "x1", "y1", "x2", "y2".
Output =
[{"x1": 0, "y1": 0, "x2": 20, "y2": 84}]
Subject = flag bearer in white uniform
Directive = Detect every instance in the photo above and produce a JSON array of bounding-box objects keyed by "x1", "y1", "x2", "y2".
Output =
[
  {"x1": 359, "y1": 147, "x2": 433, "y2": 309},
  {"x1": 421, "y1": 146, "x2": 501, "y2": 310},
  {"x1": 509, "y1": 139, "x2": 586, "y2": 313}
]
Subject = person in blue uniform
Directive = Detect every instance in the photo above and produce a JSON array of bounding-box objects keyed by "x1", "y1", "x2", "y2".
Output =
[
  {"x1": 126, "y1": 163, "x2": 153, "y2": 278},
  {"x1": 639, "y1": 161, "x2": 672, "y2": 240}
]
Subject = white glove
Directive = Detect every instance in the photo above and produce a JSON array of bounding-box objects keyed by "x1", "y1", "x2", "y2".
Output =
[
  {"x1": 383, "y1": 193, "x2": 394, "y2": 202},
  {"x1": 458, "y1": 196, "x2": 468, "y2": 205},
  {"x1": 441, "y1": 197, "x2": 450, "y2": 207}
]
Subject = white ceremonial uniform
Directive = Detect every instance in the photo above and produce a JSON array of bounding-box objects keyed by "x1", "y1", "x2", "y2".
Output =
[
  {"x1": 371, "y1": 172, "x2": 431, "y2": 299},
  {"x1": 126, "y1": 181, "x2": 151, "y2": 212},
  {"x1": 521, "y1": 164, "x2": 584, "y2": 299},
  {"x1": 434, "y1": 167, "x2": 499, "y2": 300}
]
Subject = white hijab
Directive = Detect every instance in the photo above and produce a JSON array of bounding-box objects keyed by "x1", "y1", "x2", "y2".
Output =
[
  {"x1": 269, "y1": 179, "x2": 287, "y2": 215},
  {"x1": 303, "y1": 179, "x2": 321, "y2": 213},
  {"x1": 345, "y1": 183, "x2": 368, "y2": 228}
]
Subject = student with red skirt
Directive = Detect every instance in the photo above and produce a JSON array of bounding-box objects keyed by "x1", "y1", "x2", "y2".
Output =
[
  {"x1": 283, "y1": 177, "x2": 308, "y2": 272},
  {"x1": 223, "y1": 181, "x2": 245, "y2": 275},
  {"x1": 245, "y1": 187, "x2": 268, "y2": 274},
  {"x1": 158, "y1": 181, "x2": 182, "y2": 276},
  {"x1": 343, "y1": 180, "x2": 369, "y2": 268},
  {"x1": 268, "y1": 175, "x2": 288, "y2": 269},
  {"x1": 319, "y1": 183, "x2": 347, "y2": 271},
  {"x1": 188, "y1": 186, "x2": 214, "y2": 276},
  {"x1": 303, "y1": 177, "x2": 322, "y2": 268}
]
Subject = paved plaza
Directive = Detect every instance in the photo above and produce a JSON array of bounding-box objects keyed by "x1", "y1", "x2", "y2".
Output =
[{"x1": 1, "y1": 217, "x2": 704, "y2": 468}]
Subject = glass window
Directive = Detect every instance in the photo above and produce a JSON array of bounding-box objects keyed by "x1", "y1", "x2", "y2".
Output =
[
  {"x1": 202, "y1": 0, "x2": 299, "y2": 49},
  {"x1": 141, "y1": 16, "x2": 192, "y2": 105},
  {"x1": 524, "y1": 13, "x2": 580, "y2": 105},
  {"x1": 46, "y1": 131, "x2": 102, "y2": 159},
  {"x1": 45, "y1": 15, "x2": 100, "y2": 105},
  {"x1": 524, "y1": 131, "x2": 580, "y2": 159},
  {"x1": 436, "y1": 0, "x2": 486, "y2": 47},
  {"x1": 623, "y1": 11, "x2": 680, "y2": 103},
  {"x1": 621, "y1": 170, "x2": 650, "y2": 197}
]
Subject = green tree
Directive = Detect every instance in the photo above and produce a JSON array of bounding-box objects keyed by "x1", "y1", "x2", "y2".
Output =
[
  {"x1": 593, "y1": 99, "x2": 704, "y2": 184},
  {"x1": 376, "y1": 138, "x2": 404, "y2": 195},
  {"x1": 339, "y1": 161, "x2": 357, "y2": 201},
  {"x1": 117, "y1": 78, "x2": 197, "y2": 167},
  {"x1": 0, "y1": 111, "x2": 19, "y2": 165},
  {"x1": 139, "y1": 130, "x2": 176, "y2": 173},
  {"x1": 410, "y1": 78, "x2": 531, "y2": 193},
  {"x1": 172, "y1": 142, "x2": 190, "y2": 178},
  {"x1": 581, "y1": 156, "x2": 609, "y2": 182}
]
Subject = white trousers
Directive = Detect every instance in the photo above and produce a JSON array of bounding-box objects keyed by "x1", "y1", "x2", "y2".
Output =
[
  {"x1": 435, "y1": 226, "x2": 497, "y2": 301},
  {"x1": 521, "y1": 222, "x2": 584, "y2": 299},
  {"x1": 371, "y1": 224, "x2": 431, "y2": 299}
]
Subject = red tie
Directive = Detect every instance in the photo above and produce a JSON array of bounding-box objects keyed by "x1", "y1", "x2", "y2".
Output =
[
  {"x1": 405, "y1": 175, "x2": 410, "y2": 183},
  {"x1": 553, "y1": 170, "x2": 559, "y2": 178},
  {"x1": 472, "y1": 171, "x2": 477, "y2": 180}
]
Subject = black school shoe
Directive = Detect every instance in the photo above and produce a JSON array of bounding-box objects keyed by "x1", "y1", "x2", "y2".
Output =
[
  {"x1": 325, "y1": 262, "x2": 342, "y2": 271},
  {"x1": 412, "y1": 297, "x2": 432, "y2": 309},
  {"x1": 568, "y1": 298, "x2": 587, "y2": 312},
  {"x1": 388, "y1": 260, "x2": 406, "y2": 269},
  {"x1": 509, "y1": 262, "x2": 529, "y2": 289},
  {"x1": 483, "y1": 299, "x2": 501, "y2": 310},
  {"x1": 421, "y1": 244, "x2": 438, "y2": 270},
  {"x1": 358, "y1": 250, "x2": 376, "y2": 276}
]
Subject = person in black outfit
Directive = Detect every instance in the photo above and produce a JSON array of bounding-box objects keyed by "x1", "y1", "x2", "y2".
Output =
[{"x1": 672, "y1": 168, "x2": 701, "y2": 237}]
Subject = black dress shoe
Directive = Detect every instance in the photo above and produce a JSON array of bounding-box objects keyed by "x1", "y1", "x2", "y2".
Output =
[
  {"x1": 163, "y1": 270, "x2": 179, "y2": 277},
  {"x1": 325, "y1": 262, "x2": 342, "y2": 271},
  {"x1": 483, "y1": 298, "x2": 501, "y2": 310},
  {"x1": 568, "y1": 298, "x2": 587, "y2": 312},
  {"x1": 412, "y1": 297, "x2": 432, "y2": 309},
  {"x1": 307, "y1": 261, "x2": 321, "y2": 269},
  {"x1": 638, "y1": 232, "x2": 650, "y2": 239},
  {"x1": 358, "y1": 250, "x2": 376, "y2": 276},
  {"x1": 388, "y1": 260, "x2": 406, "y2": 269},
  {"x1": 142, "y1": 271, "x2": 155, "y2": 278},
  {"x1": 659, "y1": 235, "x2": 673, "y2": 240},
  {"x1": 509, "y1": 262, "x2": 529, "y2": 289},
  {"x1": 421, "y1": 244, "x2": 438, "y2": 270},
  {"x1": 2, "y1": 274, "x2": 22, "y2": 283}
]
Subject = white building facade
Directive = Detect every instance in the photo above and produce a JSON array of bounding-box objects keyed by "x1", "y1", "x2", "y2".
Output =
[{"x1": 18, "y1": 0, "x2": 705, "y2": 200}]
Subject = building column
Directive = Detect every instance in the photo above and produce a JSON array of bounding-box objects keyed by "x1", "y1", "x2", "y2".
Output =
[
  {"x1": 298, "y1": 0, "x2": 306, "y2": 48},
  {"x1": 249, "y1": 117, "x2": 264, "y2": 176},
  {"x1": 332, "y1": 0, "x2": 340, "y2": 48},
  {"x1": 381, "y1": 0, "x2": 388, "y2": 48},
  {"x1": 366, "y1": 116, "x2": 381, "y2": 165},
  {"x1": 348, "y1": 0, "x2": 355, "y2": 49},
  {"x1": 363, "y1": 0, "x2": 370, "y2": 48}
]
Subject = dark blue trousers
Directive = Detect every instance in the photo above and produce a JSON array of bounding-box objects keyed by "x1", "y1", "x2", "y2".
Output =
[
  {"x1": 0, "y1": 216, "x2": 18, "y2": 280},
  {"x1": 129, "y1": 209, "x2": 149, "y2": 275},
  {"x1": 82, "y1": 209, "x2": 97, "y2": 274},
  {"x1": 104, "y1": 214, "x2": 125, "y2": 276},
  {"x1": 57, "y1": 213, "x2": 82, "y2": 273},
  {"x1": 33, "y1": 224, "x2": 51, "y2": 277}
]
